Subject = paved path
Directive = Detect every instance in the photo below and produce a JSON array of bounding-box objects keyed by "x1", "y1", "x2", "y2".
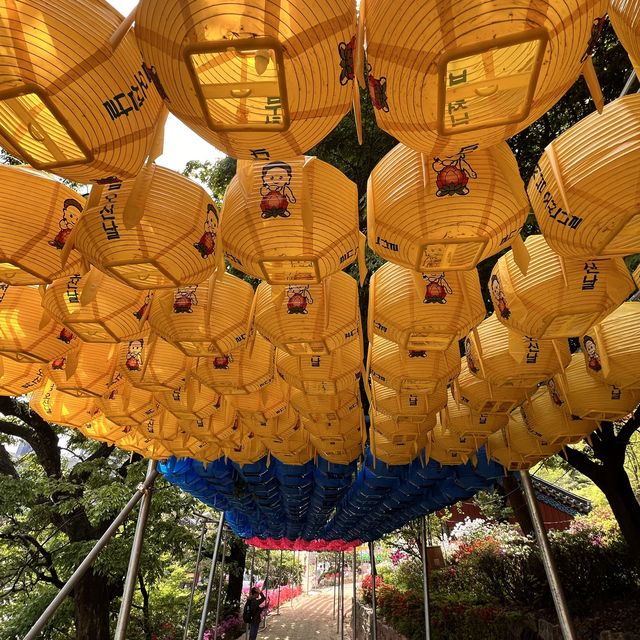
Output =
[{"x1": 256, "y1": 586, "x2": 353, "y2": 640}]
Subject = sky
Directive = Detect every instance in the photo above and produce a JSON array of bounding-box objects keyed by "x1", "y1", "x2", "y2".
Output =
[{"x1": 108, "y1": 0, "x2": 225, "y2": 172}]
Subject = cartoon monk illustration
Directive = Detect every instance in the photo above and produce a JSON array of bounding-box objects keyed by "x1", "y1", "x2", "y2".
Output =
[
  {"x1": 193, "y1": 204, "x2": 219, "y2": 258},
  {"x1": 51, "y1": 356, "x2": 66, "y2": 371},
  {"x1": 58, "y1": 327, "x2": 75, "y2": 344},
  {"x1": 49, "y1": 198, "x2": 83, "y2": 249},
  {"x1": 490, "y1": 275, "x2": 511, "y2": 320},
  {"x1": 432, "y1": 145, "x2": 478, "y2": 197},
  {"x1": 133, "y1": 292, "x2": 153, "y2": 320},
  {"x1": 125, "y1": 339, "x2": 144, "y2": 371},
  {"x1": 422, "y1": 273, "x2": 452, "y2": 304},
  {"x1": 547, "y1": 378, "x2": 563, "y2": 406},
  {"x1": 465, "y1": 336, "x2": 480, "y2": 374},
  {"x1": 173, "y1": 286, "x2": 198, "y2": 314},
  {"x1": 213, "y1": 354, "x2": 233, "y2": 370},
  {"x1": 287, "y1": 285, "x2": 313, "y2": 314},
  {"x1": 260, "y1": 161, "x2": 296, "y2": 219},
  {"x1": 583, "y1": 335, "x2": 602, "y2": 372}
]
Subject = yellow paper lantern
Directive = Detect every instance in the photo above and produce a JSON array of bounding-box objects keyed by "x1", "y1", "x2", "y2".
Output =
[
  {"x1": 193, "y1": 334, "x2": 275, "y2": 395},
  {"x1": 276, "y1": 338, "x2": 362, "y2": 395},
  {"x1": 224, "y1": 430, "x2": 268, "y2": 465},
  {"x1": 370, "y1": 408, "x2": 436, "y2": 438},
  {"x1": 370, "y1": 379, "x2": 447, "y2": 420},
  {"x1": 368, "y1": 143, "x2": 529, "y2": 270},
  {"x1": 368, "y1": 334, "x2": 460, "y2": 394},
  {"x1": 180, "y1": 400, "x2": 239, "y2": 444},
  {"x1": 118, "y1": 333, "x2": 192, "y2": 392},
  {"x1": 489, "y1": 235, "x2": 635, "y2": 339},
  {"x1": 316, "y1": 443, "x2": 362, "y2": 465},
  {"x1": 442, "y1": 388, "x2": 509, "y2": 438},
  {"x1": 46, "y1": 342, "x2": 119, "y2": 398},
  {"x1": 520, "y1": 387, "x2": 597, "y2": 445},
  {"x1": 187, "y1": 440, "x2": 224, "y2": 463},
  {"x1": 253, "y1": 406, "x2": 300, "y2": 439},
  {"x1": 548, "y1": 353, "x2": 640, "y2": 421},
  {"x1": 290, "y1": 385, "x2": 361, "y2": 423},
  {"x1": 230, "y1": 377, "x2": 291, "y2": 425},
  {"x1": 486, "y1": 426, "x2": 530, "y2": 471},
  {"x1": 464, "y1": 314, "x2": 571, "y2": 388},
  {"x1": 270, "y1": 441, "x2": 315, "y2": 466},
  {"x1": 0, "y1": 165, "x2": 88, "y2": 285},
  {"x1": 255, "y1": 271, "x2": 361, "y2": 355},
  {"x1": 132, "y1": 407, "x2": 182, "y2": 443},
  {"x1": 301, "y1": 411, "x2": 363, "y2": 438},
  {"x1": 427, "y1": 417, "x2": 481, "y2": 465},
  {"x1": 147, "y1": 272, "x2": 254, "y2": 357},
  {"x1": 155, "y1": 378, "x2": 220, "y2": 421},
  {"x1": 453, "y1": 358, "x2": 533, "y2": 415},
  {"x1": 135, "y1": 0, "x2": 357, "y2": 159},
  {"x1": 95, "y1": 382, "x2": 158, "y2": 426},
  {"x1": 0, "y1": 0, "x2": 164, "y2": 183},
  {"x1": 371, "y1": 425, "x2": 429, "y2": 466},
  {"x1": 609, "y1": 0, "x2": 640, "y2": 74},
  {"x1": 114, "y1": 430, "x2": 172, "y2": 460},
  {"x1": 79, "y1": 415, "x2": 131, "y2": 445},
  {"x1": 369, "y1": 263, "x2": 485, "y2": 351},
  {"x1": 73, "y1": 166, "x2": 220, "y2": 289},
  {"x1": 309, "y1": 427, "x2": 363, "y2": 462},
  {"x1": 0, "y1": 358, "x2": 45, "y2": 396},
  {"x1": 0, "y1": 284, "x2": 79, "y2": 363},
  {"x1": 364, "y1": 0, "x2": 607, "y2": 152},
  {"x1": 42, "y1": 270, "x2": 147, "y2": 343},
  {"x1": 530, "y1": 95, "x2": 640, "y2": 258},
  {"x1": 580, "y1": 301, "x2": 640, "y2": 389},
  {"x1": 221, "y1": 157, "x2": 359, "y2": 284},
  {"x1": 29, "y1": 378, "x2": 98, "y2": 427}
]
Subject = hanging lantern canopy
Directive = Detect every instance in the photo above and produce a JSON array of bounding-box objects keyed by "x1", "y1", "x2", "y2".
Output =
[
  {"x1": 0, "y1": 0, "x2": 164, "y2": 183},
  {"x1": 427, "y1": 417, "x2": 480, "y2": 465},
  {"x1": 72, "y1": 166, "x2": 220, "y2": 290},
  {"x1": 368, "y1": 143, "x2": 529, "y2": 270},
  {"x1": 224, "y1": 430, "x2": 268, "y2": 465},
  {"x1": 547, "y1": 353, "x2": 640, "y2": 421},
  {"x1": 46, "y1": 342, "x2": 119, "y2": 398},
  {"x1": 276, "y1": 338, "x2": 362, "y2": 395},
  {"x1": 114, "y1": 430, "x2": 172, "y2": 460},
  {"x1": 0, "y1": 166, "x2": 87, "y2": 285},
  {"x1": 291, "y1": 385, "x2": 361, "y2": 423},
  {"x1": 254, "y1": 272, "x2": 361, "y2": 355},
  {"x1": 135, "y1": 0, "x2": 357, "y2": 160},
  {"x1": 530, "y1": 95, "x2": 640, "y2": 258},
  {"x1": 370, "y1": 408, "x2": 436, "y2": 438},
  {"x1": 155, "y1": 377, "x2": 220, "y2": 421},
  {"x1": 79, "y1": 415, "x2": 131, "y2": 445},
  {"x1": 609, "y1": 0, "x2": 640, "y2": 74},
  {"x1": 148, "y1": 272, "x2": 254, "y2": 357},
  {"x1": 180, "y1": 400, "x2": 239, "y2": 444},
  {"x1": 370, "y1": 425, "x2": 429, "y2": 466},
  {"x1": 132, "y1": 407, "x2": 181, "y2": 443},
  {"x1": 118, "y1": 333, "x2": 192, "y2": 392},
  {"x1": 0, "y1": 284, "x2": 79, "y2": 363},
  {"x1": 95, "y1": 382, "x2": 158, "y2": 427},
  {"x1": 29, "y1": 378, "x2": 98, "y2": 427},
  {"x1": 465, "y1": 314, "x2": 571, "y2": 388},
  {"x1": 269, "y1": 440, "x2": 315, "y2": 466},
  {"x1": 193, "y1": 333, "x2": 276, "y2": 395},
  {"x1": 489, "y1": 235, "x2": 635, "y2": 339},
  {"x1": 301, "y1": 411, "x2": 362, "y2": 438},
  {"x1": 453, "y1": 358, "x2": 533, "y2": 415},
  {"x1": 253, "y1": 405, "x2": 300, "y2": 439},
  {"x1": 231, "y1": 377, "x2": 290, "y2": 425},
  {"x1": 580, "y1": 301, "x2": 640, "y2": 390},
  {"x1": 0, "y1": 358, "x2": 45, "y2": 396},
  {"x1": 221, "y1": 157, "x2": 360, "y2": 284},
  {"x1": 442, "y1": 388, "x2": 509, "y2": 438},
  {"x1": 309, "y1": 428, "x2": 362, "y2": 463},
  {"x1": 369, "y1": 263, "x2": 485, "y2": 351},
  {"x1": 368, "y1": 334, "x2": 460, "y2": 394},
  {"x1": 186, "y1": 440, "x2": 224, "y2": 463},
  {"x1": 370, "y1": 379, "x2": 447, "y2": 420},
  {"x1": 363, "y1": 0, "x2": 607, "y2": 152},
  {"x1": 520, "y1": 387, "x2": 598, "y2": 445},
  {"x1": 42, "y1": 270, "x2": 148, "y2": 343}
]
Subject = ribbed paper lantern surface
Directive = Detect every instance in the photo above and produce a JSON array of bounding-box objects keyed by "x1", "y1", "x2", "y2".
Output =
[
  {"x1": 0, "y1": 284, "x2": 78, "y2": 363},
  {"x1": 224, "y1": 431, "x2": 268, "y2": 465},
  {"x1": 371, "y1": 426, "x2": 429, "y2": 466},
  {"x1": 530, "y1": 95, "x2": 640, "y2": 258},
  {"x1": 369, "y1": 263, "x2": 485, "y2": 351},
  {"x1": 443, "y1": 389, "x2": 508, "y2": 438},
  {"x1": 548, "y1": 353, "x2": 640, "y2": 421},
  {"x1": 95, "y1": 382, "x2": 157, "y2": 426},
  {"x1": 428, "y1": 418, "x2": 480, "y2": 465},
  {"x1": 43, "y1": 270, "x2": 147, "y2": 343},
  {"x1": 368, "y1": 143, "x2": 529, "y2": 270},
  {"x1": 135, "y1": 0, "x2": 356, "y2": 159},
  {"x1": 489, "y1": 235, "x2": 635, "y2": 339},
  {"x1": 73, "y1": 166, "x2": 220, "y2": 289},
  {"x1": 291, "y1": 385, "x2": 360, "y2": 423},
  {"x1": 609, "y1": 0, "x2": 640, "y2": 74},
  {"x1": 79, "y1": 415, "x2": 130, "y2": 445},
  {"x1": 454, "y1": 359, "x2": 532, "y2": 414},
  {"x1": 276, "y1": 339, "x2": 361, "y2": 395},
  {"x1": 370, "y1": 380, "x2": 447, "y2": 419},
  {"x1": 231, "y1": 377, "x2": 290, "y2": 424},
  {"x1": 193, "y1": 334, "x2": 275, "y2": 395},
  {"x1": 0, "y1": 166, "x2": 87, "y2": 285},
  {"x1": 148, "y1": 272, "x2": 254, "y2": 357},
  {"x1": 465, "y1": 313, "x2": 571, "y2": 387},
  {"x1": 221, "y1": 157, "x2": 359, "y2": 284},
  {"x1": 0, "y1": 0, "x2": 164, "y2": 183},
  {"x1": 368, "y1": 335, "x2": 460, "y2": 394},
  {"x1": 255, "y1": 272, "x2": 360, "y2": 355},
  {"x1": 155, "y1": 378, "x2": 220, "y2": 421},
  {"x1": 181, "y1": 401, "x2": 239, "y2": 444},
  {"x1": 364, "y1": 0, "x2": 606, "y2": 152},
  {"x1": 371, "y1": 409, "x2": 436, "y2": 437},
  {"x1": 581, "y1": 302, "x2": 640, "y2": 389},
  {"x1": 29, "y1": 379, "x2": 98, "y2": 427},
  {"x1": 0, "y1": 358, "x2": 45, "y2": 396}
]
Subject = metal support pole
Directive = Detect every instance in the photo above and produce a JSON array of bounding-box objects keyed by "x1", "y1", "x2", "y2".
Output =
[
  {"x1": 420, "y1": 517, "x2": 432, "y2": 640},
  {"x1": 197, "y1": 512, "x2": 226, "y2": 640},
  {"x1": 520, "y1": 470, "x2": 577, "y2": 640},
  {"x1": 339, "y1": 552, "x2": 345, "y2": 640},
  {"x1": 23, "y1": 462, "x2": 159, "y2": 640},
  {"x1": 249, "y1": 547, "x2": 256, "y2": 588},
  {"x1": 333, "y1": 552, "x2": 338, "y2": 618},
  {"x1": 114, "y1": 460, "x2": 158, "y2": 640},
  {"x1": 183, "y1": 521, "x2": 207, "y2": 640},
  {"x1": 276, "y1": 549, "x2": 283, "y2": 614},
  {"x1": 262, "y1": 550, "x2": 271, "y2": 630},
  {"x1": 305, "y1": 551, "x2": 310, "y2": 594},
  {"x1": 336, "y1": 552, "x2": 341, "y2": 633},
  {"x1": 352, "y1": 549, "x2": 357, "y2": 640},
  {"x1": 368, "y1": 541, "x2": 378, "y2": 640},
  {"x1": 213, "y1": 535, "x2": 227, "y2": 639}
]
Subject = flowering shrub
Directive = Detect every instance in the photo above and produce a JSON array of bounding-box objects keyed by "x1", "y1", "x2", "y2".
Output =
[
  {"x1": 361, "y1": 573, "x2": 384, "y2": 604},
  {"x1": 390, "y1": 549, "x2": 407, "y2": 566},
  {"x1": 203, "y1": 614, "x2": 244, "y2": 640}
]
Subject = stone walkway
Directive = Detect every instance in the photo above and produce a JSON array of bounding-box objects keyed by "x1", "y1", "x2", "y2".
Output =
[{"x1": 255, "y1": 586, "x2": 353, "y2": 640}]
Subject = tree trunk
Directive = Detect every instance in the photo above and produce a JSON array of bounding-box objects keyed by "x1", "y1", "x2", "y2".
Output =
[
  {"x1": 72, "y1": 568, "x2": 116, "y2": 640},
  {"x1": 225, "y1": 537, "x2": 247, "y2": 614},
  {"x1": 501, "y1": 475, "x2": 535, "y2": 536}
]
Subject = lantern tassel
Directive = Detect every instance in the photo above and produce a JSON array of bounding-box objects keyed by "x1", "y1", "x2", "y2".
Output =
[
  {"x1": 582, "y1": 57, "x2": 604, "y2": 114},
  {"x1": 358, "y1": 231, "x2": 367, "y2": 286}
]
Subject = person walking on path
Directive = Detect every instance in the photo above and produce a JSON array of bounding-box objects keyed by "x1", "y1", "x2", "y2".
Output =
[{"x1": 245, "y1": 587, "x2": 266, "y2": 640}]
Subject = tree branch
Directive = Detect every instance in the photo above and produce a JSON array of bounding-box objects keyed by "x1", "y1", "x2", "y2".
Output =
[
  {"x1": 616, "y1": 407, "x2": 640, "y2": 446},
  {"x1": 559, "y1": 445, "x2": 605, "y2": 484},
  {"x1": 0, "y1": 442, "x2": 18, "y2": 478}
]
